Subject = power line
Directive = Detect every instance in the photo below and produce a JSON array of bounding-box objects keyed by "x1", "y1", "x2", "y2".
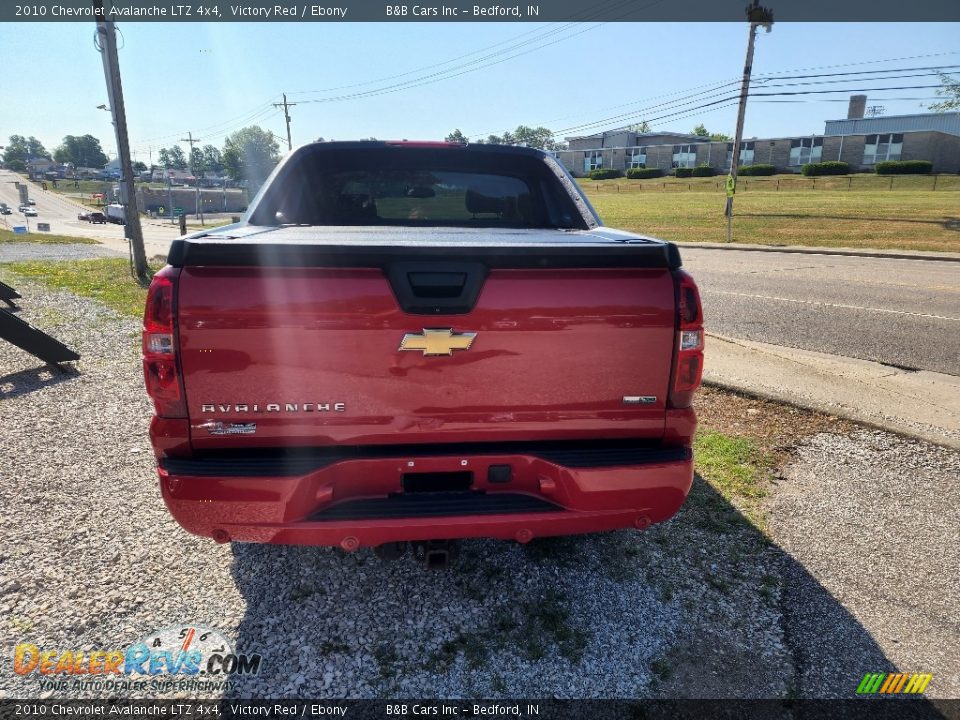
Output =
[
  {"x1": 131, "y1": 106, "x2": 280, "y2": 156},
  {"x1": 465, "y1": 52, "x2": 960, "y2": 140},
  {"x1": 551, "y1": 75, "x2": 950, "y2": 137},
  {"x1": 555, "y1": 84, "x2": 945, "y2": 137},
  {"x1": 136, "y1": 97, "x2": 280, "y2": 145},
  {"x1": 287, "y1": 23, "x2": 582, "y2": 95},
  {"x1": 287, "y1": 0, "x2": 664, "y2": 105}
]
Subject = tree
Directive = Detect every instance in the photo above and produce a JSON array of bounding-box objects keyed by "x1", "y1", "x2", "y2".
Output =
[
  {"x1": 157, "y1": 145, "x2": 187, "y2": 170},
  {"x1": 132, "y1": 161, "x2": 147, "y2": 173},
  {"x1": 692, "y1": 124, "x2": 732, "y2": 142},
  {"x1": 512, "y1": 125, "x2": 560, "y2": 150},
  {"x1": 201, "y1": 145, "x2": 223, "y2": 174},
  {"x1": 445, "y1": 129, "x2": 468, "y2": 143},
  {"x1": 221, "y1": 125, "x2": 281, "y2": 192},
  {"x1": 629, "y1": 121, "x2": 651, "y2": 133},
  {"x1": 928, "y1": 73, "x2": 960, "y2": 112},
  {"x1": 479, "y1": 126, "x2": 560, "y2": 150},
  {"x1": 189, "y1": 147, "x2": 205, "y2": 175},
  {"x1": 3, "y1": 135, "x2": 50, "y2": 168},
  {"x1": 53, "y1": 135, "x2": 108, "y2": 168}
]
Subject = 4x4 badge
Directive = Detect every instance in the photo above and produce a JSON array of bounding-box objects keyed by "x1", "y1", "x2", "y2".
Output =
[{"x1": 399, "y1": 329, "x2": 477, "y2": 357}]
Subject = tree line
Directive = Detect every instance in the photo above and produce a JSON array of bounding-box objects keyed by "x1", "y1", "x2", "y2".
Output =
[
  {"x1": 3, "y1": 126, "x2": 281, "y2": 191},
  {"x1": 442, "y1": 123, "x2": 733, "y2": 148}
]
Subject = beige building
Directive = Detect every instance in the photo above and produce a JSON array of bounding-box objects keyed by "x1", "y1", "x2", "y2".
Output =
[{"x1": 556, "y1": 105, "x2": 960, "y2": 176}]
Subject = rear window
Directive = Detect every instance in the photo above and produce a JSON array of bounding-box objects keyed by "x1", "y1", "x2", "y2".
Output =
[{"x1": 249, "y1": 146, "x2": 590, "y2": 230}]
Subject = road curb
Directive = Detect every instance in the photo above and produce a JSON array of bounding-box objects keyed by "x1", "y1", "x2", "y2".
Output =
[
  {"x1": 703, "y1": 333, "x2": 960, "y2": 451},
  {"x1": 702, "y1": 378, "x2": 960, "y2": 451},
  {"x1": 676, "y1": 241, "x2": 960, "y2": 263}
]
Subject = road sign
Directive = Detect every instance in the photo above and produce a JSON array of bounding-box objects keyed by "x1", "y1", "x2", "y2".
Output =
[
  {"x1": 12, "y1": 226, "x2": 27, "y2": 234},
  {"x1": 725, "y1": 174, "x2": 736, "y2": 197},
  {"x1": 37, "y1": 223, "x2": 50, "y2": 232}
]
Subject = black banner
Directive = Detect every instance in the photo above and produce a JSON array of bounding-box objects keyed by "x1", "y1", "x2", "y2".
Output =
[
  {"x1": 2, "y1": 0, "x2": 959, "y2": 23},
  {"x1": 0, "y1": 700, "x2": 957, "y2": 720}
]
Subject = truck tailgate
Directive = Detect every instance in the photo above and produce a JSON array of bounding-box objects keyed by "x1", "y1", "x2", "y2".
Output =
[{"x1": 175, "y1": 237, "x2": 678, "y2": 450}]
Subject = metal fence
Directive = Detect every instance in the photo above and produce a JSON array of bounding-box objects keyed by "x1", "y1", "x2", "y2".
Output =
[{"x1": 585, "y1": 174, "x2": 960, "y2": 193}]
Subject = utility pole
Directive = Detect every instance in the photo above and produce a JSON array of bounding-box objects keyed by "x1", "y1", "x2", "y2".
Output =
[
  {"x1": 725, "y1": 0, "x2": 773, "y2": 243},
  {"x1": 93, "y1": 0, "x2": 148, "y2": 282},
  {"x1": 181, "y1": 131, "x2": 202, "y2": 224},
  {"x1": 273, "y1": 94, "x2": 297, "y2": 151}
]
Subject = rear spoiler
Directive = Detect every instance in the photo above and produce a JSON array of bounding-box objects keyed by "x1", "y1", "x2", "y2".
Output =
[{"x1": 167, "y1": 237, "x2": 683, "y2": 270}]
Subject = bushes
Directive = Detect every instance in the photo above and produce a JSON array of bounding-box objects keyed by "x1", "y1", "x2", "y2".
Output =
[
  {"x1": 692, "y1": 164, "x2": 715, "y2": 177},
  {"x1": 674, "y1": 167, "x2": 694, "y2": 178},
  {"x1": 588, "y1": 168, "x2": 622, "y2": 180},
  {"x1": 626, "y1": 167, "x2": 663, "y2": 179},
  {"x1": 738, "y1": 164, "x2": 776, "y2": 176},
  {"x1": 801, "y1": 161, "x2": 849, "y2": 176},
  {"x1": 874, "y1": 160, "x2": 932, "y2": 175}
]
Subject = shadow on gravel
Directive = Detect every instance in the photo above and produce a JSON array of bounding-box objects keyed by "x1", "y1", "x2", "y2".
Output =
[
  {"x1": 220, "y1": 474, "x2": 912, "y2": 701},
  {"x1": 0, "y1": 364, "x2": 77, "y2": 399}
]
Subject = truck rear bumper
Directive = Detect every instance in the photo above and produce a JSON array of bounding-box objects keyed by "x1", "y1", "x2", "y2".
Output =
[{"x1": 154, "y1": 434, "x2": 694, "y2": 548}]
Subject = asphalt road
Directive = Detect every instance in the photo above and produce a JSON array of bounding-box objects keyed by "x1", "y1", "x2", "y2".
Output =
[
  {"x1": 682, "y1": 247, "x2": 960, "y2": 376},
  {"x1": 0, "y1": 170, "x2": 183, "y2": 257}
]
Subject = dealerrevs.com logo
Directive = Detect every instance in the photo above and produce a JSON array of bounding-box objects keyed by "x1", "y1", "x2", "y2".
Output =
[{"x1": 13, "y1": 625, "x2": 261, "y2": 693}]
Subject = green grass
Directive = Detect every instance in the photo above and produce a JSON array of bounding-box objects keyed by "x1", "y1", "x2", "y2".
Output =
[
  {"x1": 581, "y1": 175, "x2": 960, "y2": 253},
  {"x1": 693, "y1": 430, "x2": 771, "y2": 528},
  {"x1": 2, "y1": 258, "x2": 152, "y2": 317},
  {"x1": 0, "y1": 228, "x2": 99, "y2": 245}
]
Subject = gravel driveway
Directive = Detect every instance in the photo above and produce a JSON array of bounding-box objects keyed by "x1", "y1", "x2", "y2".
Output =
[
  {"x1": 0, "y1": 271, "x2": 955, "y2": 701},
  {"x1": 0, "y1": 242, "x2": 124, "y2": 262}
]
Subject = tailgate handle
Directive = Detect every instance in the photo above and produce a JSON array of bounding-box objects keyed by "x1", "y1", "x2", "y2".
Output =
[
  {"x1": 387, "y1": 261, "x2": 487, "y2": 315},
  {"x1": 407, "y1": 272, "x2": 467, "y2": 298}
]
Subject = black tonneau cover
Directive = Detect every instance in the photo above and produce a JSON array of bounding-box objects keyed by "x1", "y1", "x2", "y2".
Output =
[{"x1": 167, "y1": 225, "x2": 682, "y2": 269}]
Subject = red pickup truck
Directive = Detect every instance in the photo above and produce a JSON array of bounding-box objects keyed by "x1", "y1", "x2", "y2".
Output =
[{"x1": 143, "y1": 142, "x2": 703, "y2": 564}]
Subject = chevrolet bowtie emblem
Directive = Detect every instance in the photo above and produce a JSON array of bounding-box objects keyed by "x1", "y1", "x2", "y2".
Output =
[{"x1": 399, "y1": 328, "x2": 477, "y2": 356}]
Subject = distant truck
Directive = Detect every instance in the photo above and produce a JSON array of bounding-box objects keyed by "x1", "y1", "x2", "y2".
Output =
[{"x1": 105, "y1": 204, "x2": 126, "y2": 225}]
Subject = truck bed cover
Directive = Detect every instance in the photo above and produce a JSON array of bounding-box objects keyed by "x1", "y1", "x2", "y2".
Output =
[{"x1": 168, "y1": 225, "x2": 683, "y2": 269}]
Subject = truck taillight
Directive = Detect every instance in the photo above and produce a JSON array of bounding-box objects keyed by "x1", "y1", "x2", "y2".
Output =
[
  {"x1": 669, "y1": 270, "x2": 704, "y2": 409},
  {"x1": 143, "y1": 267, "x2": 186, "y2": 418}
]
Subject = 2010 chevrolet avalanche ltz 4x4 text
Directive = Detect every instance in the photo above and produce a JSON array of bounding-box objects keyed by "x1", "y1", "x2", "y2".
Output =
[{"x1": 143, "y1": 141, "x2": 704, "y2": 556}]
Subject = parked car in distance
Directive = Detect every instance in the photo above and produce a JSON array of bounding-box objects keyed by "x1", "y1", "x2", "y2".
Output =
[
  {"x1": 78, "y1": 211, "x2": 90, "y2": 221},
  {"x1": 23, "y1": 207, "x2": 38, "y2": 217},
  {"x1": 88, "y1": 212, "x2": 107, "y2": 224},
  {"x1": 27, "y1": 199, "x2": 36, "y2": 205},
  {"x1": 0, "y1": 204, "x2": 11, "y2": 215}
]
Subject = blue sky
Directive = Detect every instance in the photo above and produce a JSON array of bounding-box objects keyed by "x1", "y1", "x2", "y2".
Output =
[{"x1": 0, "y1": 21, "x2": 957, "y2": 160}]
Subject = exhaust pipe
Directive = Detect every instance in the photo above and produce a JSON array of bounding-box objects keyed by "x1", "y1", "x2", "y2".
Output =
[{"x1": 412, "y1": 540, "x2": 458, "y2": 569}]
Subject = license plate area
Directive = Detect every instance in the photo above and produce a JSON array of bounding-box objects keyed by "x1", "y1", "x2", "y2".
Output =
[{"x1": 402, "y1": 471, "x2": 474, "y2": 493}]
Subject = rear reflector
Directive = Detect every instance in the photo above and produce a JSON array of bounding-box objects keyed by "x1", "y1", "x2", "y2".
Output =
[{"x1": 680, "y1": 329, "x2": 703, "y2": 352}]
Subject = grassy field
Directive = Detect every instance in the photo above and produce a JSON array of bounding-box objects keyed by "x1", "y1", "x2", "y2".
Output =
[
  {"x1": 3, "y1": 259, "x2": 151, "y2": 316},
  {"x1": 580, "y1": 175, "x2": 960, "y2": 252},
  {"x1": 0, "y1": 228, "x2": 99, "y2": 245}
]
